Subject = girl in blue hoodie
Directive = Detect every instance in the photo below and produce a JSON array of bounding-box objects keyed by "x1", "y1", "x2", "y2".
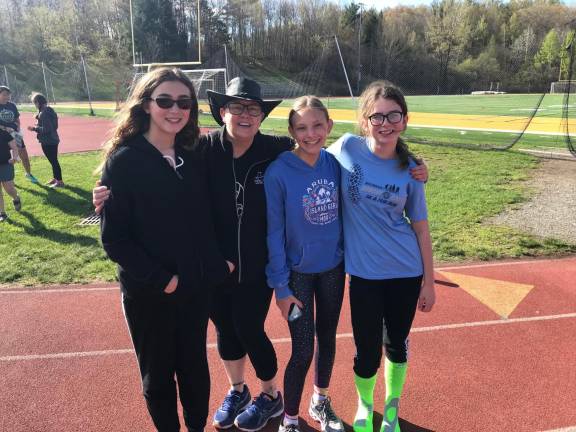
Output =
[{"x1": 265, "y1": 96, "x2": 345, "y2": 432}]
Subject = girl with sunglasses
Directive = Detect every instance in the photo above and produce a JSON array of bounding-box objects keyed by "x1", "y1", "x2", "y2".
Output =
[
  {"x1": 97, "y1": 67, "x2": 232, "y2": 432},
  {"x1": 328, "y1": 81, "x2": 435, "y2": 432}
]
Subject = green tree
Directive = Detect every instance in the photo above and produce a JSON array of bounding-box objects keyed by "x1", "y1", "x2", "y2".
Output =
[{"x1": 534, "y1": 29, "x2": 561, "y2": 70}]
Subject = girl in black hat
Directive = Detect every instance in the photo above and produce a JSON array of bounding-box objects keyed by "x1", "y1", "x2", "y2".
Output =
[{"x1": 201, "y1": 77, "x2": 292, "y2": 432}]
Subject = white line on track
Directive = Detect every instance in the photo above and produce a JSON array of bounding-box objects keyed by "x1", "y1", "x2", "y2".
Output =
[
  {"x1": 2, "y1": 312, "x2": 575, "y2": 362},
  {"x1": 539, "y1": 427, "x2": 576, "y2": 432}
]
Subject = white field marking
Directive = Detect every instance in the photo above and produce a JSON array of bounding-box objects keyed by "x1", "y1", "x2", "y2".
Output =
[
  {"x1": 539, "y1": 427, "x2": 576, "y2": 432},
  {"x1": 437, "y1": 256, "x2": 576, "y2": 271},
  {"x1": 0, "y1": 286, "x2": 118, "y2": 294},
  {"x1": 510, "y1": 108, "x2": 547, "y2": 112},
  {"x1": 548, "y1": 104, "x2": 576, "y2": 108},
  {"x1": 2, "y1": 312, "x2": 576, "y2": 362}
]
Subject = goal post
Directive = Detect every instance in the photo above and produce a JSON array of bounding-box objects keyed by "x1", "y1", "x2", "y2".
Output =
[
  {"x1": 131, "y1": 68, "x2": 227, "y2": 100},
  {"x1": 550, "y1": 80, "x2": 576, "y2": 94}
]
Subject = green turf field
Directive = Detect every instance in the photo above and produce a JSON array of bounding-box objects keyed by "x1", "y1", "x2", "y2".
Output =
[{"x1": 279, "y1": 93, "x2": 573, "y2": 118}]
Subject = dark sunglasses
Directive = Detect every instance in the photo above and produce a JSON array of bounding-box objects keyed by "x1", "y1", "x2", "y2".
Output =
[
  {"x1": 226, "y1": 102, "x2": 263, "y2": 117},
  {"x1": 368, "y1": 111, "x2": 404, "y2": 126},
  {"x1": 146, "y1": 97, "x2": 195, "y2": 110}
]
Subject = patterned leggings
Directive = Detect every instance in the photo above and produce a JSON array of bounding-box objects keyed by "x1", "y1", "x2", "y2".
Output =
[{"x1": 283, "y1": 262, "x2": 345, "y2": 416}]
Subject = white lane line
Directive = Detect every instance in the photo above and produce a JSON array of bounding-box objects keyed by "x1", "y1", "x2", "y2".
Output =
[
  {"x1": 2, "y1": 312, "x2": 575, "y2": 362},
  {"x1": 539, "y1": 427, "x2": 576, "y2": 432},
  {"x1": 0, "y1": 287, "x2": 118, "y2": 294},
  {"x1": 1, "y1": 349, "x2": 134, "y2": 361}
]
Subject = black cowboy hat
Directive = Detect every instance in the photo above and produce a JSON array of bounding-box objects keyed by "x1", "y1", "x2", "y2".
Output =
[{"x1": 206, "y1": 77, "x2": 282, "y2": 126}]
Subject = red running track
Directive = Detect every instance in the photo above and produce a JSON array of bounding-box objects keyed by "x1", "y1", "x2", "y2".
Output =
[
  {"x1": 18, "y1": 112, "x2": 213, "y2": 156},
  {"x1": 1, "y1": 257, "x2": 575, "y2": 432}
]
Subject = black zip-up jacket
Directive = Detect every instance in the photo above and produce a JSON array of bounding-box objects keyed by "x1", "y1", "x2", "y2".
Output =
[
  {"x1": 195, "y1": 127, "x2": 294, "y2": 284},
  {"x1": 33, "y1": 106, "x2": 59, "y2": 146},
  {"x1": 100, "y1": 135, "x2": 230, "y2": 300}
]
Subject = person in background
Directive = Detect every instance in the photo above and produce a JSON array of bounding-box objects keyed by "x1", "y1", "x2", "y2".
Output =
[
  {"x1": 328, "y1": 80, "x2": 435, "y2": 432},
  {"x1": 97, "y1": 67, "x2": 232, "y2": 432},
  {"x1": 0, "y1": 85, "x2": 38, "y2": 184},
  {"x1": 265, "y1": 96, "x2": 345, "y2": 432},
  {"x1": 27, "y1": 92, "x2": 63, "y2": 188},
  {"x1": 0, "y1": 127, "x2": 22, "y2": 222}
]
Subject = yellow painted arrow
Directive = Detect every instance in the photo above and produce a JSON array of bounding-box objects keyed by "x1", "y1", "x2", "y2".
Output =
[{"x1": 437, "y1": 271, "x2": 534, "y2": 318}]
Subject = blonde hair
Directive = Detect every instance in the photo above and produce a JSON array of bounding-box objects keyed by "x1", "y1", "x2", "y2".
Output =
[
  {"x1": 288, "y1": 95, "x2": 330, "y2": 127},
  {"x1": 95, "y1": 68, "x2": 199, "y2": 174},
  {"x1": 358, "y1": 80, "x2": 413, "y2": 168}
]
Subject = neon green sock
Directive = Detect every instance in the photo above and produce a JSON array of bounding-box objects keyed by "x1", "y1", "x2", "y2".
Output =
[
  {"x1": 353, "y1": 373, "x2": 377, "y2": 432},
  {"x1": 380, "y1": 359, "x2": 408, "y2": 432}
]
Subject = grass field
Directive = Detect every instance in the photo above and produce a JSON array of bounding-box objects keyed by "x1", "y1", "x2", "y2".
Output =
[{"x1": 0, "y1": 144, "x2": 575, "y2": 286}]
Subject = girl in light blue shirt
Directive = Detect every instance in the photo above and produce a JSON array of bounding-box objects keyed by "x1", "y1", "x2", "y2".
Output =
[{"x1": 328, "y1": 81, "x2": 435, "y2": 432}]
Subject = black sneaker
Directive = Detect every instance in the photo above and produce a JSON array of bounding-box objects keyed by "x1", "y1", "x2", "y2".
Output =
[
  {"x1": 13, "y1": 197, "x2": 21, "y2": 211},
  {"x1": 308, "y1": 397, "x2": 344, "y2": 432},
  {"x1": 234, "y1": 392, "x2": 284, "y2": 431},
  {"x1": 0, "y1": 212, "x2": 7, "y2": 222},
  {"x1": 212, "y1": 386, "x2": 251, "y2": 429}
]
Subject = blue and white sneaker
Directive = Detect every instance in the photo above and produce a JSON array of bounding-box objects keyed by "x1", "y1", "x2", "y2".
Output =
[
  {"x1": 234, "y1": 392, "x2": 284, "y2": 432},
  {"x1": 212, "y1": 385, "x2": 251, "y2": 429}
]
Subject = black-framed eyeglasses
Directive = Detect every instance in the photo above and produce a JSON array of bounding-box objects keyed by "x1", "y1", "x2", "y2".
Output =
[
  {"x1": 146, "y1": 97, "x2": 195, "y2": 110},
  {"x1": 368, "y1": 111, "x2": 404, "y2": 126},
  {"x1": 226, "y1": 102, "x2": 263, "y2": 117}
]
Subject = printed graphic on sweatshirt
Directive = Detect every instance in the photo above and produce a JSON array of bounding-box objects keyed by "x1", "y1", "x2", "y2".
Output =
[
  {"x1": 302, "y1": 179, "x2": 338, "y2": 225},
  {"x1": 235, "y1": 181, "x2": 244, "y2": 218},
  {"x1": 254, "y1": 170, "x2": 264, "y2": 185}
]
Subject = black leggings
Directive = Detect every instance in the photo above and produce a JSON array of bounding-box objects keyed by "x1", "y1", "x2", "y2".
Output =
[
  {"x1": 41, "y1": 144, "x2": 62, "y2": 181},
  {"x1": 209, "y1": 277, "x2": 278, "y2": 382},
  {"x1": 349, "y1": 275, "x2": 422, "y2": 378},
  {"x1": 123, "y1": 294, "x2": 211, "y2": 432},
  {"x1": 283, "y1": 263, "x2": 345, "y2": 416}
]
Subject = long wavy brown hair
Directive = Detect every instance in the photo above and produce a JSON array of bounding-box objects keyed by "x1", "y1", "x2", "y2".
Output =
[
  {"x1": 95, "y1": 67, "x2": 199, "y2": 174},
  {"x1": 358, "y1": 80, "x2": 414, "y2": 169}
]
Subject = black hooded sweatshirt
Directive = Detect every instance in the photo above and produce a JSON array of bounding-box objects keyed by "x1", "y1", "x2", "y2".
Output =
[
  {"x1": 100, "y1": 134, "x2": 229, "y2": 300},
  {"x1": 195, "y1": 127, "x2": 294, "y2": 285}
]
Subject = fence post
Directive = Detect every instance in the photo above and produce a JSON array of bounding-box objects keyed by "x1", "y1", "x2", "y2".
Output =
[
  {"x1": 41, "y1": 62, "x2": 49, "y2": 98},
  {"x1": 80, "y1": 54, "x2": 95, "y2": 116}
]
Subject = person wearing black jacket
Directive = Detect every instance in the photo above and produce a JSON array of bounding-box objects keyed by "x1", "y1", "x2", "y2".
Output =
[
  {"x1": 27, "y1": 93, "x2": 63, "y2": 187},
  {"x1": 98, "y1": 68, "x2": 232, "y2": 432},
  {"x1": 199, "y1": 78, "x2": 293, "y2": 432}
]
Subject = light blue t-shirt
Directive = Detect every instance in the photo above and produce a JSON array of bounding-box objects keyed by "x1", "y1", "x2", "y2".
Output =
[{"x1": 328, "y1": 133, "x2": 427, "y2": 280}]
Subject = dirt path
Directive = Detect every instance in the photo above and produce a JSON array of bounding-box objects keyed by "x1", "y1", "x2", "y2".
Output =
[{"x1": 489, "y1": 158, "x2": 576, "y2": 243}]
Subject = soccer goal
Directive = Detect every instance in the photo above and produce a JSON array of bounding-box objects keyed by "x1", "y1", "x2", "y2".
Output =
[
  {"x1": 550, "y1": 80, "x2": 576, "y2": 94},
  {"x1": 131, "y1": 68, "x2": 227, "y2": 101},
  {"x1": 182, "y1": 68, "x2": 227, "y2": 99}
]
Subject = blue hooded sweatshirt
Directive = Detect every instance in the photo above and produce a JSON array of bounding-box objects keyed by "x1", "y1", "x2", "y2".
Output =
[{"x1": 265, "y1": 149, "x2": 344, "y2": 299}]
